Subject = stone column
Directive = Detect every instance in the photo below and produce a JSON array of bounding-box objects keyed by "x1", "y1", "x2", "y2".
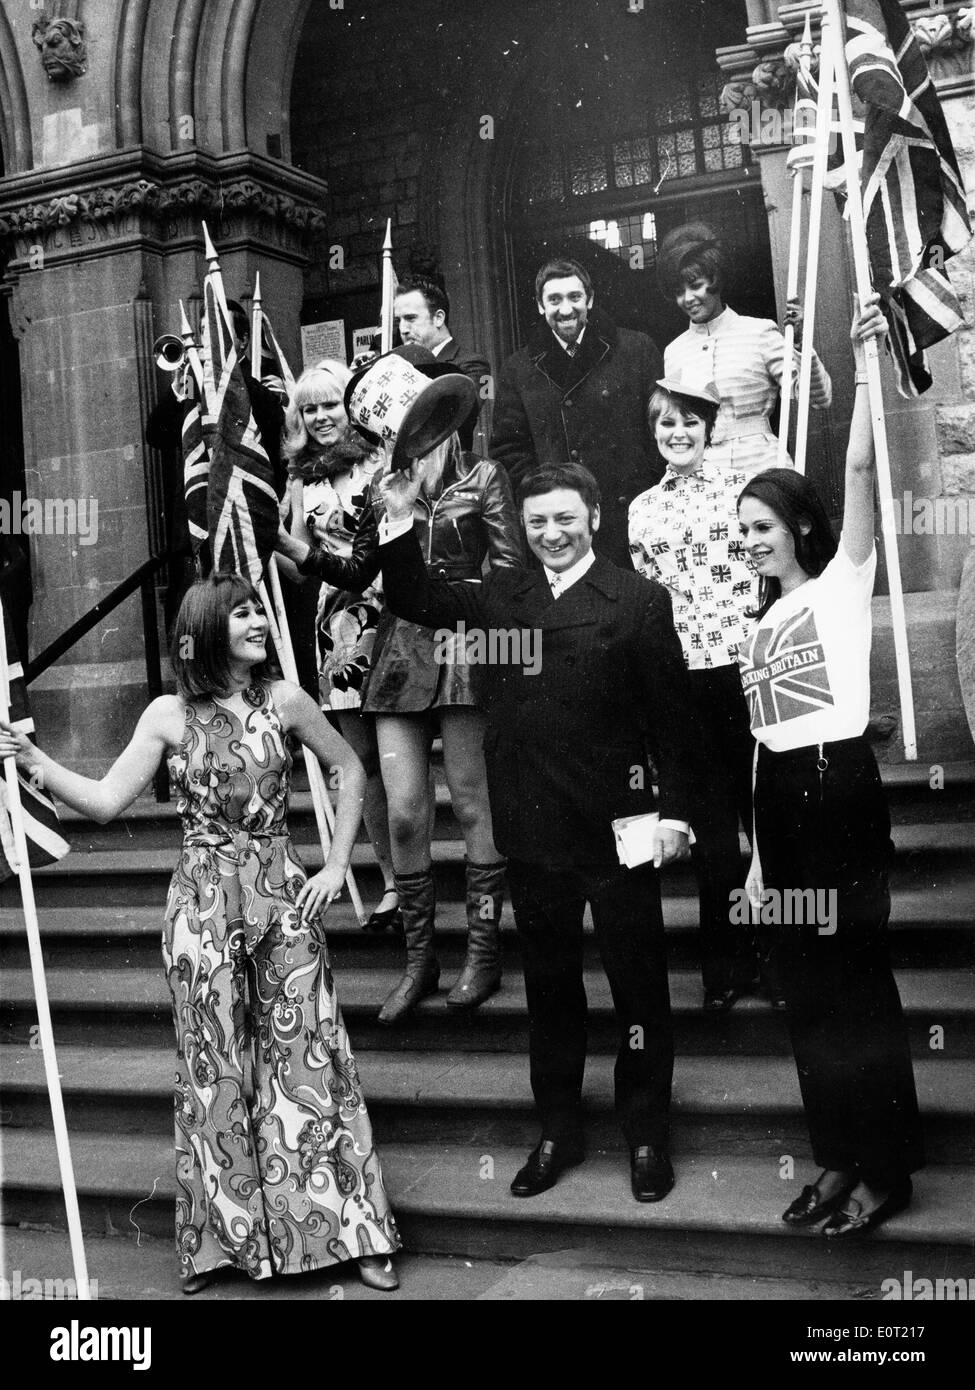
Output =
[{"x1": 0, "y1": 153, "x2": 326, "y2": 774}]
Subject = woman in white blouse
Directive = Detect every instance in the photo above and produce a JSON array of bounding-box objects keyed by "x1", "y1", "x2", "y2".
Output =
[{"x1": 659, "y1": 223, "x2": 832, "y2": 478}]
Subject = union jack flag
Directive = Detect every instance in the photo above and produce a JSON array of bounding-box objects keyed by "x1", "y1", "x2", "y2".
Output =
[
  {"x1": 197, "y1": 233, "x2": 278, "y2": 586},
  {"x1": 0, "y1": 596, "x2": 70, "y2": 883},
  {"x1": 841, "y1": 0, "x2": 972, "y2": 396},
  {"x1": 739, "y1": 608, "x2": 834, "y2": 730}
]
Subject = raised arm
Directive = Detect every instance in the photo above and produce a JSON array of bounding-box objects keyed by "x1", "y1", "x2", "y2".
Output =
[
  {"x1": 276, "y1": 499, "x2": 383, "y2": 593},
  {"x1": 0, "y1": 696, "x2": 180, "y2": 824},
  {"x1": 840, "y1": 293, "x2": 888, "y2": 568}
]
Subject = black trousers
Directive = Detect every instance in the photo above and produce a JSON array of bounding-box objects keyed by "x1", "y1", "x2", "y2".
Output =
[
  {"x1": 686, "y1": 665, "x2": 759, "y2": 993},
  {"x1": 755, "y1": 736, "x2": 924, "y2": 1186},
  {"x1": 507, "y1": 858, "x2": 673, "y2": 1148}
]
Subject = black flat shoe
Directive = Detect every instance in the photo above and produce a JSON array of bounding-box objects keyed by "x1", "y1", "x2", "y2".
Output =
[
  {"x1": 364, "y1": 896, "x2": 404, "y2": 934},
  {"x1": 782, "y1": 1175, "x2": 857, "y2": 1227},
  {"x1": 703, "y1": 987, "x2": 739, "y2": 1013},
  {"x1": 821, "y1": 1179, "x2": 913, "y2": 1238},
  {"x1": 510, "y1": 1138, "x2": 585, "y2": 1198},
  {"x1": 630, "y1": 1145, "x2": 674, "y2": 1202},
  {"x1": 181, "y1": 1271, "x2": 213, "y2": 1295}
]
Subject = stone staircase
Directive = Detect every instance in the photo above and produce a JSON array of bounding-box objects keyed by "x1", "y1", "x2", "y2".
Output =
[{"x1": 2, "y1": 762, "x2": 974, "y2": 1297}]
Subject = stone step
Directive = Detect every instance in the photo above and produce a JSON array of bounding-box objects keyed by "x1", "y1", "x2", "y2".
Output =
[
  {"x1": 2, "y1": 1130, "x2": 971, "y2": 1285},
  {"x1": 55, "y1": 757, "x2": 975, "y2": 843},
  {"x1": 1, "y1": 964, "x2": 971, "y2": 1055},
  {"x1": 2, "y1": 884, "x2": 973, "y2": 972},
  {"x1": 3, "y1": 1047, "x2": 973, "y2": 1162},
  {"x1": 0, "y1": 1228, "x2": 881, "y2": 1301},
  {"x1": 2, "y1": 821, "x2": 971, "y2": 911}
]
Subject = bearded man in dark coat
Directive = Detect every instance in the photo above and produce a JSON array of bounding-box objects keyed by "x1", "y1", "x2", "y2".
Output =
[{"x1": 490, "y1": 258, "x2": 663, "y2": 566}]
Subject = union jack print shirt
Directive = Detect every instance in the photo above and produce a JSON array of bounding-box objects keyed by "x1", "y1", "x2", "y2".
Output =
[
  {"x1": 629, "y1": 462, "x2": 755, "y2": 671},
  {"x1": 738, "y1": 546, "x2": 876, "y2": 752}
]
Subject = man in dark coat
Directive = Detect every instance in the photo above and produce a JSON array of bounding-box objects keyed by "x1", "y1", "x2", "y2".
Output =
[
  {"x1": 375, "y1": 459, "x2": 699, "y2": 1204},
  {"x1": 490, "y1": 258, "x2": 663, "y2": 566}
]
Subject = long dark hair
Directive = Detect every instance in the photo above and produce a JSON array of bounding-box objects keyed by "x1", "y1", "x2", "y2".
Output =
[
  {"x1": 738, "y1": 469, "x2": 837, "y2": 620},
  {"x1": 171, "y1": 573, "x2": 279, "y2": 699}
]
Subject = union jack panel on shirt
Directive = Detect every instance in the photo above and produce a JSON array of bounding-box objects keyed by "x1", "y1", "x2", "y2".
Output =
[{"x1": 739, "y1": 606, "x2": 835, "y2": 731}]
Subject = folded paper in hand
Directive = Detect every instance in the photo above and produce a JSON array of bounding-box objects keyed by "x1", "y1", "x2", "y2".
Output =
[{"x1": 612, "y1": 813, "x2": 694, "y2": 869}]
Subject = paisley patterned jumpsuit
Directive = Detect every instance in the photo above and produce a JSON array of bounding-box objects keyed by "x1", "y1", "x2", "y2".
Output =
[{"x1": 163, "y1": 684, "x2": 399, "y2": 1281}]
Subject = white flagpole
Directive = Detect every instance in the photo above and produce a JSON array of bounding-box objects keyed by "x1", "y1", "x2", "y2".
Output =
[
  {"x1": 251, "y1": 270, "x2": 264, "y2": 379},
  {"x1": 794, "y1": 11, "x2": 836, "y2": 475},
  {"x1": 824, "y1": 0, "x2": 917, "y2": 761},
  {"x1": 259, "y1": 559, "x2": 367, "y2": 924},
  {"x1": 0, "y1": 605, "x2": 92, "y2": 1299},
  {"x1": 380, "y1": 221, "x2": 395, "y2": 354},
  {"x1": 778, "y1": 13, "x2": 817, "y2": 467}
]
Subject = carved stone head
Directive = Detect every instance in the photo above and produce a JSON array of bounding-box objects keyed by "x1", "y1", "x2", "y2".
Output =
[{"x1": 31, "y1": 17, "x2": 87, "y2": 82}]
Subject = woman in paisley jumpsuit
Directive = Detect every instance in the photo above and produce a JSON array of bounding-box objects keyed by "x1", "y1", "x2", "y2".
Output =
[{"x1": 0, "y1": 572, "x2": 400, "y2": 1294}]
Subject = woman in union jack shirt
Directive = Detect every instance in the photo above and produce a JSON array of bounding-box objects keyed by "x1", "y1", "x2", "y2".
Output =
[{"x1": 737, "y1": 294, "x2": 923, "y2": 1238}]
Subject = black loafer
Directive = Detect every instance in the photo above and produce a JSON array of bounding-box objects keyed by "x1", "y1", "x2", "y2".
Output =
[
  {"x1": 630, "y1": 1145, "x2": 674, "y2": 1202},
  {"x1": 782, "y1": 1176, "x2": 857, "y2": 1227},
  {"x1": 821, "y1": 1179, "x2": 913, "y2": 1238},
  {"x1": 510, "y1": 1138, "x2": 585, "y2": 1198},
  {"x1": 181, "y1": 1270, "x2": 213, "y2": 1295}
]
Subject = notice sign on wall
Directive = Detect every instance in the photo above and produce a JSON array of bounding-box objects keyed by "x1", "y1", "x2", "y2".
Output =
[
  {"x1": 301, "y1": 320, "x2": 346, "y2": 369},
  {"x1": 352, "y1": 326, "x2": 381, "y2": 361}
]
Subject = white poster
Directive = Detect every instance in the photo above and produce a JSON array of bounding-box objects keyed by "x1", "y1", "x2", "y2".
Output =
[{"x1": 301, "y1": 319, "x2": 345, "y2": 368}]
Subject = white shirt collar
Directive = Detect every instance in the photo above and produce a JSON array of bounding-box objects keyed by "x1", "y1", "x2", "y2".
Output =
[
  {"x1": 553, "y1": 324, "x2": 586, "y2": 353},
  {"x1": 548, "y1": 546, "x2": 596, "y2": 593},
  {"x1": 430, "y1": 336, "x2": 451, "y2": 357}
]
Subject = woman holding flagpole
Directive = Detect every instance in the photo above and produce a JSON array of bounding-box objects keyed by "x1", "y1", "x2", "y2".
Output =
[
  {"x1": 282, "y1": 359, "x2": 402, "y2": 934},
  {"x1": 659, "y1": 222, "x2": 832, "y2": 478},
  {"x1": 737, "y1": 293, "x2": 923, "y2": 1236},
  {"x1": 0, "y1": 572, "x2": 402, "y2": 1292}
]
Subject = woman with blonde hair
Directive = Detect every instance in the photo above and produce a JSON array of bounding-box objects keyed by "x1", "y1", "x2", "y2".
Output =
[{"x1": 282, "y1": 359, "x2": 401, "y2": 932}]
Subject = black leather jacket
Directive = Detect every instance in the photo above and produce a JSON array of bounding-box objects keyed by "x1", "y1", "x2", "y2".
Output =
[{"x1": 297, "y1": 448, "x2": 524, "y2": 588}]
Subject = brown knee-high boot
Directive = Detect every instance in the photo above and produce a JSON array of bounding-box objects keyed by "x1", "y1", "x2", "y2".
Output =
[
  {"x1": 378, "y1": 867, "x2": 439, "y2": 1026},
  {"x1": 447, "y1": 858, "x2": 505, "y2": 1010}
]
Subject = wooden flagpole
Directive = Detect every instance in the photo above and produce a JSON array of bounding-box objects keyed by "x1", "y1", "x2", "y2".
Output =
[
  {"x1": 0, "y1": 606, "x2": 92, "y2": 1299},
  {"x1": 794, "y1": 10, "x2": 836, "y2": 475},
  {"x1": 380, "y1": 220, "x2": 395, "y2": 354},
  {"x1": 778, "y1": 14, "x2": 817, "y2": 467},
  {"x1": 251, "y1": 270, "x2": 264, "y2": 378},
  {"x1": 823, "y1": 0, "x2": 917, "y2": 760},
  {"x1": 260, "y1": 560, "x2": 367, "y2": 924}
]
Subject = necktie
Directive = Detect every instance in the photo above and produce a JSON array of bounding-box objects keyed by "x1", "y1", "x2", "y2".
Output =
[
  {"x1": 565, "y1": 343, "x2": 578, "y2": 358},
  {"x1": 550, "y1": 574, "x2": 562, "y2": 599}
]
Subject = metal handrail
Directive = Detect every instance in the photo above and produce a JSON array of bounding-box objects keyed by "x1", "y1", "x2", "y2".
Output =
[{"x1": 25, "y1": 552, "x2": 174, "y2": 801}]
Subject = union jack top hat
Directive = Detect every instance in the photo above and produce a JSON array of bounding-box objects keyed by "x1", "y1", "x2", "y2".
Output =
[{"x1": 345, "y1": 344, "x2": 478, "y2": 471}]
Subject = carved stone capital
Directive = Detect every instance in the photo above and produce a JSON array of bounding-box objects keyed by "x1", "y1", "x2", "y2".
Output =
[
  {"x1": 0, "y1": 152, "x2": 329, "y2": 272},
  {"x1": 719, "y1": 3, "x2": 975, "y2": 109}
]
